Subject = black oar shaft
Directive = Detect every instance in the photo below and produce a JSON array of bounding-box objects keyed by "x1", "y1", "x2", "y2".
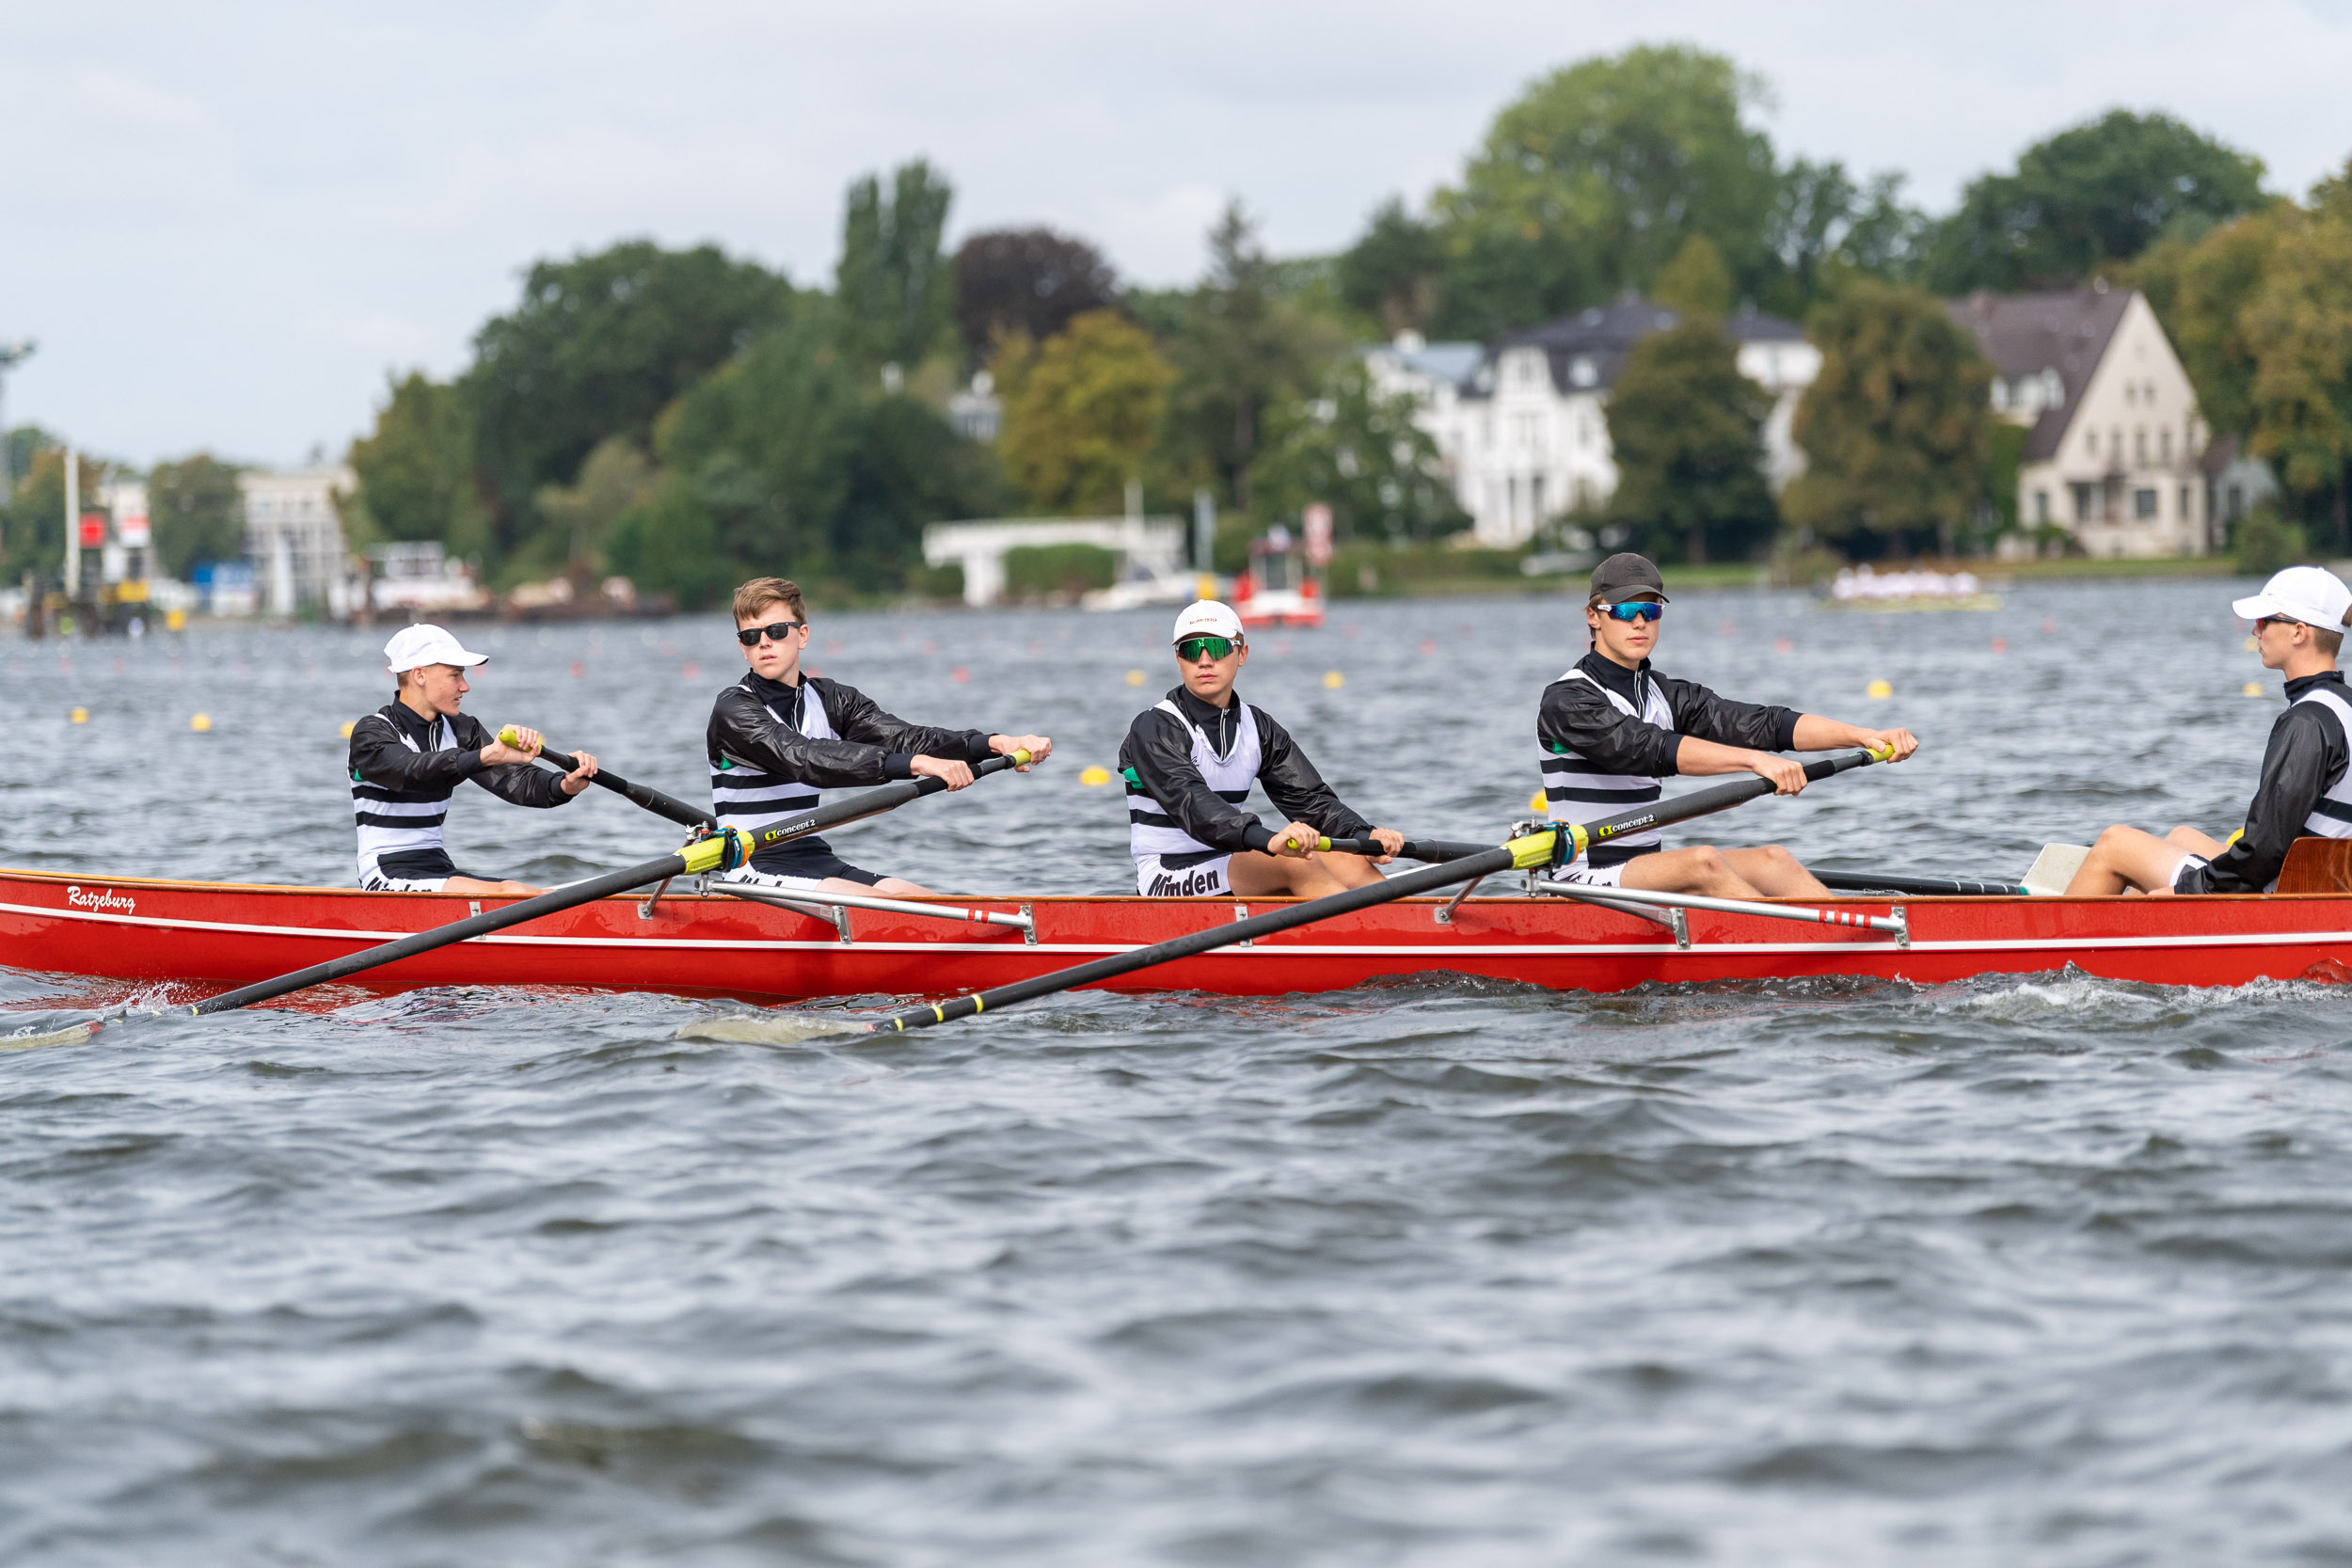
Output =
[
  {"x1": 501, "y1": 728, "x2": 710, "y2": 832},
  {"x1": 879, "y1": 748, "x2": 1884, "y2": 1034},
  {"x1": 192, "y1": 849, "x2": 697, "y2": 1015},
  {"x1": 1814, "y1": 870, "x2": 2024, "y2": 896},
  {"x1": 196, "y1": 751, "x2": 1036, "y2": 1017}
]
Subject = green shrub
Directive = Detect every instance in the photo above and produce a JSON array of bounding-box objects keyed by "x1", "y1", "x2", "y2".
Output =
[
  {"x1": 2235, "y1": 506, "x2": 2307, "y2": 578},
  {"x1": 1002, "y1": 543, "x2": 1117, "y2": 599},
  {"x1": 912, "y1": 561, "x2": 965, "y2": 600}
]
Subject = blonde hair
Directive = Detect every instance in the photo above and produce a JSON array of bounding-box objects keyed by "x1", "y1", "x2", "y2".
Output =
[{"x1": 732, "y1": 578, "x2": 806, "y2": 624}]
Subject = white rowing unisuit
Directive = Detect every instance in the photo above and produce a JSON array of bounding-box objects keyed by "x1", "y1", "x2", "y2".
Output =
[
  {"x1": 2296, "y1": 685, "x2": 2352, "y2": 845},
  {"x1": 1128, "y1": 697, "x2": 1263, "y2": 896}
]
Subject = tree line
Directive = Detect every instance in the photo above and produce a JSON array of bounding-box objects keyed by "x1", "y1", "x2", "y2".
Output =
[{"x1": 5, "y1": 42, "x2": 2346, "y2": 600}]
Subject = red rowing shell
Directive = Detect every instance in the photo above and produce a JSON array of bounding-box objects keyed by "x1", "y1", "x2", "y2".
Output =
[{"x1": 6, "y1": 866, "x2": 2352, "y2": 1006}]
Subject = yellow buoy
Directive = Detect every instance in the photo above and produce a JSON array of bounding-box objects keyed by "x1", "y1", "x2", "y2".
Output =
[
  {"x1": 1866, "y1": 679, "x2": 1893, "y2": 699},
  {"x1": 1079, "y1": 765, "x2": 1113, "y2": 787},
  {"x1": 340, "y1": 721, "x2": 356, "y2": 738},
  {"x1": 1125, "y1": 670, "x2": 1146, "y2": 687},
  {"x1": 70, "y1": 707, "x2": 87, "y2": 724},
  {"x1": 1323, "y1": 671, "x2": 1344, "y2": 689},
  {"x1": 190, "y1": 713, "x2": 212, "y2": 732},
  {"x1": 1529, "y1": 789, "x2": 1548, "y2": 814},
  {"x1": 165, "y1": 609, "x2": 187, "y2": 632},
  {"x1": 2245, "y1": 681, "x2": 2265, "y2": 697}
]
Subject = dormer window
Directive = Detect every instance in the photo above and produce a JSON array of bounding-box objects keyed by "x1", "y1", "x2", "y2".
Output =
[{"x1": 1569, "y1": 355, "x2": 1597, "y2": 388}]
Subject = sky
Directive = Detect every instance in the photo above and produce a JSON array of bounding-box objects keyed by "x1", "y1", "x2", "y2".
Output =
[{"x1": 3, "y1": 0, "x2": 2350, "y2": 470}]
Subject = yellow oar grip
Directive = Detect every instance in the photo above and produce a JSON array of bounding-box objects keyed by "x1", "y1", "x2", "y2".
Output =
[
  {"x1": 1509, "y1": 827, "x2": 1581, "y2": 871},
  {"x1": 1010, "y1": 748, "x2": 1034, "y2": 765},
  {"x1": 1865, "y1": 739, "x2": 1894, "y2": 762},
  {"x1": 677, "y1": 828, "x2": 752, "y2": 876},
  {"x1": 497, "y1": 725, "x2": 544, "y2": 752}
]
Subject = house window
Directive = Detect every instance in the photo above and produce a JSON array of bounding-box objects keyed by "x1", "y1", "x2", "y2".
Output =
[
  {"x1": 2072, "y1": 482, "x2": 2095, "y2": 523},
  {"x1": 2227, "y1": 483, "x2": 2246, "y2": 521},
  {"x1": 1531, "y1": 475, "x2": 1547, "y2": 520},
  {"x1": 2034, "y1": 489, "x2": 2050, "y2": 523},
  {"x1": 2135, "y1": 487, "x2": 2157, "y2": 519},
  {"x1": 2136, "y1": 429, "x2": 2148, "y2": 466},
  {"x1": 2160, "y1": 429, "x2": 2172, "y2": 463},
  {"x1": 2086, "y1": 430, "x2": 2098, "y2": 457},
  {"x1": 1570, "y1": 356, "x2": 1597, "y2": 388},
  {"x1": 2180, "y1": 485, "x2": 2193, "y2": 523},
  {"x1": 1992, "y1": 378, "x2": 2010, "y2": 412}
]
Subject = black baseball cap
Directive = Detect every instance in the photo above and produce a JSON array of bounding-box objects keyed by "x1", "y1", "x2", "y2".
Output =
[{"x1": 1588, "y1": 552, "x2": 1669, "y2": 605}]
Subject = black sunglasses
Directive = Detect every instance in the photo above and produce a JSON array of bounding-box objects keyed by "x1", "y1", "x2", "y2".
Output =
[{"x1": 735, "y1": 620, "x2": 805, "y2": 647}]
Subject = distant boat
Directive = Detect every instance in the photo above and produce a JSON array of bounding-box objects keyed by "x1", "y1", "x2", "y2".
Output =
[
  {"x1": 1819, "y1": 564, "x2": 2000, "y2": 612},
  {"x1": 1232, "y1": 526, "x2": 1325, "y2": 628}
]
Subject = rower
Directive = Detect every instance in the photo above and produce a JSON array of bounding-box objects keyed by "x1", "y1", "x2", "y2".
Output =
[
  {"x1": 2066, "y1": 566, "x2": 2352, "y2": 895},
  {"x1": 707, "y1": 577, "x2": 1052, "y2": 895},
  {"x1": 1121, "y1": 600, "x2": 1405, "y2": 897},
  {"x1": 1540, "y1": 552, "x2": 1918, "y2": 896},
  {"x1": 349, "y1": 624, "x2": 598, "y2": 895}
]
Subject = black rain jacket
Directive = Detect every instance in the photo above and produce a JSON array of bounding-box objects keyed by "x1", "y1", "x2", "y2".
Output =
[
  {"x1": 1537, "y1": 651, "x2": 1800, "y2": 776},
  {"x1": 1118, "y1": 684, "x2": 1374, "y2": 855},
  {"x1": 347, "y1": 702, "x2": 576, "y2": 810},
  {"x1": 2180, "y1": 670, "x2": 2352, "y2": 894}
]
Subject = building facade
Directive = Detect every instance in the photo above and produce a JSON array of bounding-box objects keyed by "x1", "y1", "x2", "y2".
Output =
[
  {"x1": 1367, "y1": 300, "x2": 1820, "y2": 549},
  {"x1": 239, "y1": 465, "x2": 356, "y2": 614},
  {"x1": 1948, "y1": 287, "x2": 2213, "y2": 558}
]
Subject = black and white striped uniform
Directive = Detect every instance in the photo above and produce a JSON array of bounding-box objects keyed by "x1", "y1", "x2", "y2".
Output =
[
  {"x1": 703, "y1": 671, "x2": 994, "y2": 890},
  {"x1": 1538, "y1": 667, "x2": 1674, "y2": 886},
  {"x1": 2294, "y1": 684, "x2": 2352, "y2": 840},
  {"x1": 1127, "y1": 698, "x2": 1264, "y2": 896},
  {"x1": 346, "y1": 704, "x2": 574, "y2": 892},
  {"x1": 1534, "y1": 651, "x2": 1800, "y2": 888},
  {"x1": 1117, "y1": 685, "x2": 1375, "y2": 896}
]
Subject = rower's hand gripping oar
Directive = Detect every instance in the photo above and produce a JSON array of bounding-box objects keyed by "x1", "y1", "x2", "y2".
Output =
[
  {"x1": 189, "y1": 749, "x2": 1034, "y2": 1017},
  {"x1": 497, "y1": 725, "x2": 711, "y2": 832},
  {"x1": 717, "y1": 744, "x2": 1891, "y2": 1045}
]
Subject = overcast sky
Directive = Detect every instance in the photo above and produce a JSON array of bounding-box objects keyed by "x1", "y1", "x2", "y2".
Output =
[{"x1": 4, "y1": 0, "x2": 2349, "y2": 469}]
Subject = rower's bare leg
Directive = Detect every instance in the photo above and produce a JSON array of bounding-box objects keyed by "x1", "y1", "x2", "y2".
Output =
[
  {"x1": 1618, "y1": 847, "x2": 1766, "y2": 899},
  {"x1": 2064, "y1": 824, "x2": 2215, "y2": 896},
  {"x1": 1719, "y1": 845, "x2": 1832, "y2": 898},
  {"x1": 1226, "y1": 849, "x2": 1358, "y2": 898},
  {"x1": 442, "y1": 875, "x2": 543, "y2": 897}
]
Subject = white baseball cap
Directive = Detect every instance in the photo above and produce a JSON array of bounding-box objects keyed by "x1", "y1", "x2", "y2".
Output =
[
  {"x1": 384, "y1": 623, "x2": 489, "y2": 674},
  {"x1": 1171, "y1": 600, "x2": 1245, "y2": 644},
  {"x1": 2233, "y1": 566, "x2": 2352, "y2": 631}
]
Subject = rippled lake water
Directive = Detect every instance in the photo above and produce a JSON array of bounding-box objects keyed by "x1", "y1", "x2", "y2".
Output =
[{"x1": 6, "y1": 578, "x2": 2352, "y2": 1565}]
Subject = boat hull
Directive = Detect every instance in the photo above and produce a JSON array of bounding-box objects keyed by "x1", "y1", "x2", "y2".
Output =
[{"x1": 5, "y1": 867, "x2": 2351, "y2": 1007}]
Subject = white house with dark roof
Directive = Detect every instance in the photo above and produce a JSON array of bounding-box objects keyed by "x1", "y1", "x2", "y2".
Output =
[
  {"x1": 1366, "y1": 298, "x2": 1820, "y2": 549},
  {"x1": 1947, "y1": 285, "x2": 2213, "y2": 558}
]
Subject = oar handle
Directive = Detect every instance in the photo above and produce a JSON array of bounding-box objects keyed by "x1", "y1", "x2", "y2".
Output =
[
  {"x1": 498, "y1": 726, "x2": 713, "y2": 831},
  {"x1": 1313, "y1": 835, "x2": 1491, "y2": 862}
]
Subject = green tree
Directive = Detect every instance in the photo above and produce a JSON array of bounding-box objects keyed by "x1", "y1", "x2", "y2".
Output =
[
  {"x1": 1430, "y1": 45, "x2": 1777, "y2": 339},
  {"x1": 346, "y1": 372, "x2": 491, "y2": 559},
  {"x1": 1926, "y1": 110, "x2": 2267, "y2": 292},
  {"x1": 1337, "y1": 197, "x2": 1445, "y2": 334},
  {"x1": 0, "y1": 444, "x2": 84, "y2": 576},
  {"x1": 1164, "y1": 201, "x2": 1334, "y2": 513},
  {"x1": 1782, "y1": 280, "x2": 1994, "y2": 555},
  {"x1": 996, "y1": 310, "x2": 1175, "y2": 513},
  {"x1": 465, "y1": 240, "x2": 790, "y2": 549},
  {"x1": 610, "y1": 303, "x2": 1000, "y2": 605},
  {"x1": 527, "y1": 436, "x2": 660, "y2": 578},
  {"x1": 1603, "y1": 320, "x2": 1776, "y2": 562},
  {"x1": 1249, "y1": 358, "x2": 1467, "y2": 545},
  {"x1": 2134, "y1": 200, "x2": 2297, "y2": 439},
  {"x1": 147, "y1": 453, "x2": 246, "y2": 578},
  {"x1": 2243, "y1": 205, "x2": 2352, "y2": 550},
  {"x1": 836, "y1": 160, "x2": 955, "y2": 372},
  {"x1": 1762, "y1": 160, "x2": 1927, "y2": 312},
  {"x1": 1651, "y1": 234, "x2": 1734, "y2": 316}
]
